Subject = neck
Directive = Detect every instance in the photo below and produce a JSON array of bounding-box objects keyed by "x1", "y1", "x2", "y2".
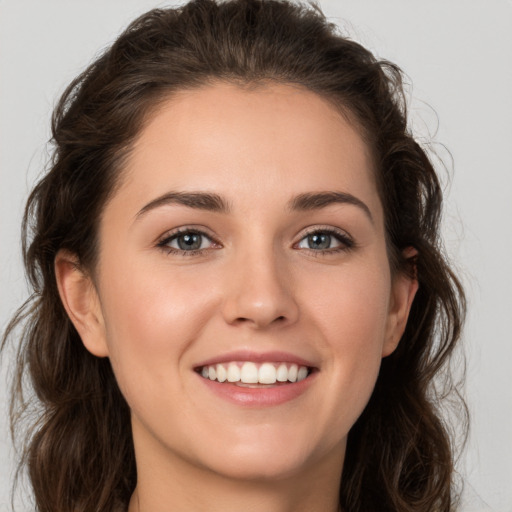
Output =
[
  {"x1": 128, "y1": 430, "x2": 344, "y2": 512},
  {"x1": 129, "y1": 474, "x2": 342, "y2": 512}
]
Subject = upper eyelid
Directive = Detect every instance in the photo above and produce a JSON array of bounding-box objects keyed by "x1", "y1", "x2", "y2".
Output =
[
  {"x1": 297, "y1": 225, "x2": 353, "y2": 241},
  {"x1": 157, "y1": 226, "x2": 219, "y2": 244}
]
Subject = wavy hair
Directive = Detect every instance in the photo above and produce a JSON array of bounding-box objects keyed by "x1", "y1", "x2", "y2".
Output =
[{"x1": 2, "y1": 1, "x2": 467, "y2": 510}]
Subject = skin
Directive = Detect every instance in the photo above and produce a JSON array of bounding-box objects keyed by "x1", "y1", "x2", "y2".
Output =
[{"x1": 56, "y1": 82, "x2": 418, "y2": 512}]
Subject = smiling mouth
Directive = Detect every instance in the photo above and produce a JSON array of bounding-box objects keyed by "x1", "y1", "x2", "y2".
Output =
[{"x1": 196, "y1": 361, "x2": 314, "y2": 386}]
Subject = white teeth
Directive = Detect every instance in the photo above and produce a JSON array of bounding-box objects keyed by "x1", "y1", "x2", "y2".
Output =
[
  {"x1": 288, "y1": 364, "x2": 298, "y2": 382},
  {"x1": 199, "y1": 361, "x2": 311, "y2": 385},
  {"x1": 227, "y1": 362, "x2": 241, "y2": 382},
  {"x1": 216, "y1": 364, "x2": 227, "y2": 383},
  {"x1": 297, "y1": 366, "x2": 308, "y2": 382},
  {"x1": 258, "y1": 363, "x2": 277, "y2": 384},
  {"x1": 240, "y1": 362, "x2": 259, "y2": 383},
  {"x1": 276, "y1": 363, "x2": 288, "y2": 382}
]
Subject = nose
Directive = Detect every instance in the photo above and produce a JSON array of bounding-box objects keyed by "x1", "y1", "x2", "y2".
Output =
[{"x1": 221, "y1": 248, "x2": 299, "y2": 329}]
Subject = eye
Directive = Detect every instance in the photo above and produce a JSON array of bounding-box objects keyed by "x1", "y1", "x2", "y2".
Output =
[
  {"x1": 296, "y1": 228, "x2": 354, "y2": 253},
  {"x1": 157, "y1": 229, "x2": 217, "y2": 255}
]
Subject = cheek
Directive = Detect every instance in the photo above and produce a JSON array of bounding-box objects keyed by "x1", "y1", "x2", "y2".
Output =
[
  {"x1": 307, "y1": 257, "x2": 391, "y2": 346},
  {"x1": 304, "y1": 260, "x2": 391, "y2": 418},
  {"x1": 96, "y1": 257, "x2": 219, "y2": 398}
]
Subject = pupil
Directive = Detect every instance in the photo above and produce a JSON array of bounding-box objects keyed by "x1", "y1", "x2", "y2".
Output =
[
  {"x1": 309, "y1": 233, "x2": 330, "y2": 250},
  {"x1": 178, "y1": 233, "x2": 201, "y2": 250}
]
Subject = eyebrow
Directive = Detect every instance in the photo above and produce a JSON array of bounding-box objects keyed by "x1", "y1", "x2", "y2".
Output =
[
  {"x1": 135, "y1": 190, "x2": 373, "y2": 223},
  {"x1": 288, "y1": 191, "x2": 373, "y2": 223},
  {"x1": 135, "y1": 191, "x2": 230, "y2": 219}
]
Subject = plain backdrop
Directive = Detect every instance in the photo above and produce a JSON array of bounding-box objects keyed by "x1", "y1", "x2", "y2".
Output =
[{"x1": 1, "y1": 1, "x2": 511, "y2": 510}]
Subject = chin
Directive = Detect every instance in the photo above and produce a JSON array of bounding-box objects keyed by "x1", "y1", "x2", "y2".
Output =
[
  {"x1": 192, "y1": 430, "x2": 339, "y2": 483},
  {"x1": 206, "y1": 451, "x2": 312, "y2": 482}
]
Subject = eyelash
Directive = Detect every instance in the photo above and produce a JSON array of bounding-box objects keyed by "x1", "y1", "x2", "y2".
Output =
[
  {"x1": 295, "y1": 227, "x2": 355, "y2": 255},
  {"x1": 156, "y1": 226, "x2": 355, "y2": 257},
  {"x1": 157, "y1": 228, "x2": 220, "y2": 257}
]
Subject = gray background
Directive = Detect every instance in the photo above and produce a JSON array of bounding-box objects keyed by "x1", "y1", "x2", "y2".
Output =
[{"x1": 1, "y1": 1, "x2": 511, "y2": 510}]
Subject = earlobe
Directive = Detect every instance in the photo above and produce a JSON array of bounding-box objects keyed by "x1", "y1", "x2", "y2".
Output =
[
  {"x1": 54, "y1": 250, "x2": 109, "y2": 358},
  {"x1": 382, "y1": 247, "x2": 419, "y2": 357}
]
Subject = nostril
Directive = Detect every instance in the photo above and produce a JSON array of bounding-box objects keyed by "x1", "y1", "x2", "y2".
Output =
[
  {"x1": 233, "y1": 315, "x2": 286, "y2": 325},
  {"x1": 222, "y1": 287, "x2": 300, "y2": 328}
]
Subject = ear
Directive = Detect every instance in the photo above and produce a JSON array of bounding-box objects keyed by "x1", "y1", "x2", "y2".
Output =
[
  {"x1": 54, "y1": 250, "x2": 109, "y2": 358},
  {"x1": 382, "y1": 247, "x2": 419, "y2": 357}
]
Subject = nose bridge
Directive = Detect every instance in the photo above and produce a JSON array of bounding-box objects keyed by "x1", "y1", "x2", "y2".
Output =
[{"x1": 222, "y1": 239, "x2": 299, "y2": 328}]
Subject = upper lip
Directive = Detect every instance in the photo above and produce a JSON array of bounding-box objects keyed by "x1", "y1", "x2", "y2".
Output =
[{"x1": 194, "y1": 350, "x2": 318, "y2": 369}]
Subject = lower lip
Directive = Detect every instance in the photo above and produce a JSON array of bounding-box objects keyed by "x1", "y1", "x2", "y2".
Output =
[{"x1": 197, "y1": 373, "x2": 317, "y2": 407}]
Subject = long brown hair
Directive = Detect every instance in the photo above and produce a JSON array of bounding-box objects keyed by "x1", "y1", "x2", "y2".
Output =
[{"x1": 2, "y1": 1, "x2": 467, "y2": 510}]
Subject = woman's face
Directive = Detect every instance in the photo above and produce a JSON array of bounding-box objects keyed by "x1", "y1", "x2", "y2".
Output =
[{"x1": 63, "y1": 82, "x2": 416, "y2": 482}]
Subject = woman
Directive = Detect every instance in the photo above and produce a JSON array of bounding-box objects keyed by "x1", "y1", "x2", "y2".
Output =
[{"x1": 2, "y1": 0, "x2": 466, "y2": 510}]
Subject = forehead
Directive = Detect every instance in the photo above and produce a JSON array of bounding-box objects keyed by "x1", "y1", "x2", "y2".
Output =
[{"x1": 111, "y1": 81, "x2": 381, "y2": 221}]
